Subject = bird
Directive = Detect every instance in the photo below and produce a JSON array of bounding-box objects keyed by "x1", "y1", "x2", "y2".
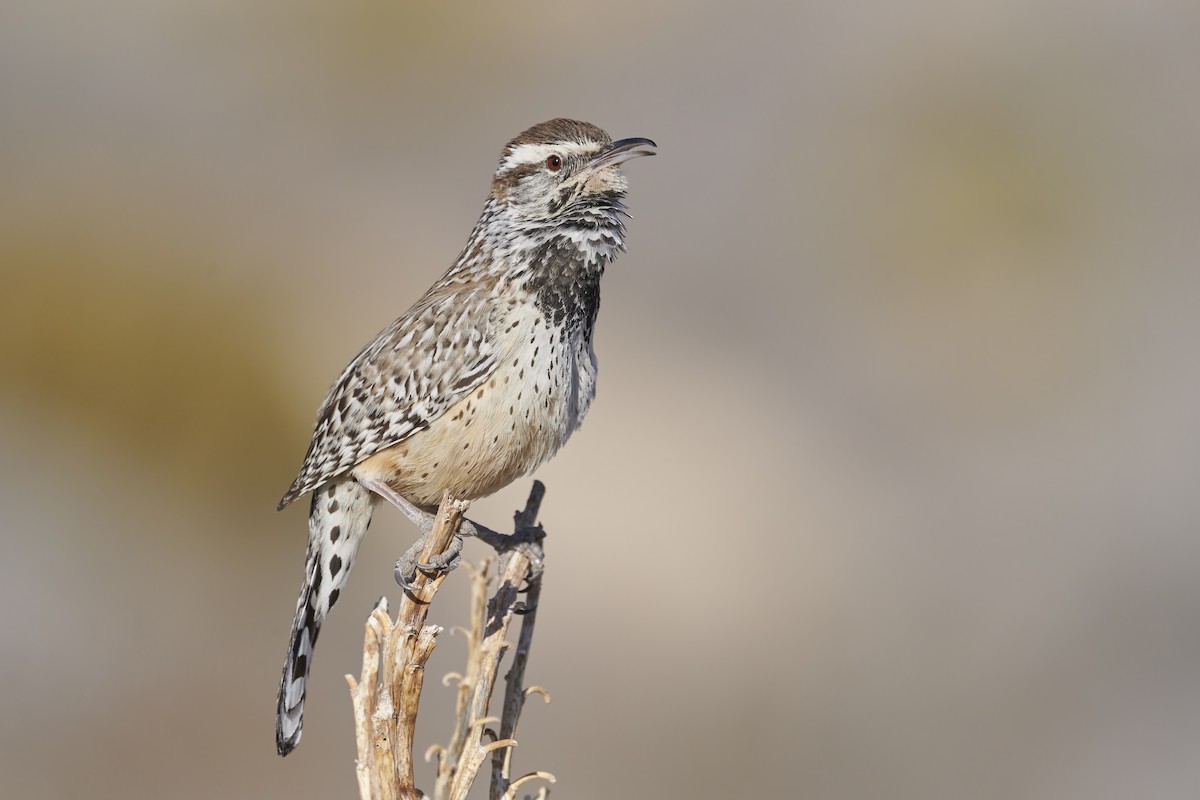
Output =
[{"x1": 274, "y1": 118, "x2": 655, "y2": 756}]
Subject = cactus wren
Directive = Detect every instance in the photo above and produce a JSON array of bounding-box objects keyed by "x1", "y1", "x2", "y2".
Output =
[{"x1": 274, "y1": 119, "x2": 655, "y2": 755}]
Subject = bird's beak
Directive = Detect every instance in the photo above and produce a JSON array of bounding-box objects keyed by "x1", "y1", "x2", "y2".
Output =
[{"x1": 588, "y1": 137, "x2": 657, "y2": 170}]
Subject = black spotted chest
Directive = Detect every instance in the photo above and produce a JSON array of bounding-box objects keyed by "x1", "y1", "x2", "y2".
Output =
[{"x1": 523, "y1": 237, "x2": 606, "y2": 332}]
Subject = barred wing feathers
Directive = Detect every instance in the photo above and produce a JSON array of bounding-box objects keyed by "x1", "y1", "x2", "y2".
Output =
[{"x1": 278, "y1": 283, "x2": 498, "y2": 510}]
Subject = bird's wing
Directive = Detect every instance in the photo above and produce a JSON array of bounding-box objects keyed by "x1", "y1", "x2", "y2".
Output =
[{"x1": 278, "y1": 282, "x2": 499, "y2": 509}]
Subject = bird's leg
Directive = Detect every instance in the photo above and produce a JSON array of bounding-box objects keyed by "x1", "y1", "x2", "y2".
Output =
[
  {"x1": 457, "y1": 516, "x2": 546, "y2": 585},
  {"x1": 354, "y1": 476, "x2": 465, "y2": 590},
  {"x1": 458, "y1": 482, "x2": 549, "y2": 592}
]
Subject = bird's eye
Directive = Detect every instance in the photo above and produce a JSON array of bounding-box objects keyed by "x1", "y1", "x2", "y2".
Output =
[{"x1": 545, "y1": 155, "x2": 562, "y2": 171}]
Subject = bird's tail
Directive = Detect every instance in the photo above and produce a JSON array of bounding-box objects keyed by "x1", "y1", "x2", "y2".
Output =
[{"x1": 276, "y1": 477, "x2": 376, "y2": 756}]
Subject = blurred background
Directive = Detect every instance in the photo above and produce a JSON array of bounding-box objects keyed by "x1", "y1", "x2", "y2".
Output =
[{"x1": 3, "y1": 1, "x2": 1199, "y2": 798}]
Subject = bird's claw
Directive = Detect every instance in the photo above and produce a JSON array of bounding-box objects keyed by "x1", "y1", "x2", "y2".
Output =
[
  {"x1": 416, "y1": 536, "x2": 464, "y2": 573},
  {"x1": 394, "y1": 532, "x2": 464, "y2": 591},
  {"x1": 470, "y1": 523, "x2": 545, "y2": 590}
]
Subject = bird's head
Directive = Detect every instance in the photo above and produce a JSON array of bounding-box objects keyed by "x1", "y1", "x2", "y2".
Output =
[{"x1": 491, "y1": 119, "x2": 656, "y2": 224}]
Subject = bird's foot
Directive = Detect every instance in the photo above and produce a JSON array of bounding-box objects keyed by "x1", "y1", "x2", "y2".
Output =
[
  {"x1": 393, "y1": 529, "x2": 465, "y2": 591},
  {"x1": 354, "y1": 474, "x2": 465, "y2": 590},
  {"x1": 462, "y1": 519, "x2": 546, "y2": 587}
]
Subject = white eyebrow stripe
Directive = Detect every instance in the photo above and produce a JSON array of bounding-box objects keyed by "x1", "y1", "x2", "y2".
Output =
[{"x1": 500, "y1": 141, "x2": 598, "y2": 171}]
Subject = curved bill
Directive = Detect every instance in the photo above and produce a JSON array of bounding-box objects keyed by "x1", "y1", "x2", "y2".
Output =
[{"x1": 589, "y1": 136, "x2": 658, "y2": 169}]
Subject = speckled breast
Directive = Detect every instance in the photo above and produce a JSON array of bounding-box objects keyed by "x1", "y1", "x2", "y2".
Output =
[{"x1": 354, "y1": 302, "x2": 596, "y2": 508}]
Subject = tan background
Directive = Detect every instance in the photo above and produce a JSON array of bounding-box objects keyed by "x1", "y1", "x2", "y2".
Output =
[{"x1": 3, "y1": 2, "x2": 1199, "y2": 798}]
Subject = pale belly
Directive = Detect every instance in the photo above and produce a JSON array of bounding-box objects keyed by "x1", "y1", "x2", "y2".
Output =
[{"x1": 354, "y1": 310, "x2": 596, "y2": 508}]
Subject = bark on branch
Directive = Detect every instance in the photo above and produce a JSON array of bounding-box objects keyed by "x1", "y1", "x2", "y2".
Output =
[{"x1": 346, "y1": 482, "x2": 554, "y2": 800}]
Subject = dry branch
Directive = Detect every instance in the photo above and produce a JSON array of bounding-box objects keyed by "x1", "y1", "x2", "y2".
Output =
[{"x1": 346, "y1": 482, "x2": 554, "y2": 800}]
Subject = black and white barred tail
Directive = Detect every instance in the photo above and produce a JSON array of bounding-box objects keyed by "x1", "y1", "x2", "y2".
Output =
[{"x1": 276, "y1": 477, "x2": 376, "y2": 756}]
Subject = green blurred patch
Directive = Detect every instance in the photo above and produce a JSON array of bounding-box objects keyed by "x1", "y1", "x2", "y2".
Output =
[
  {"x1": 877, "y1": 84, "x2": 1091, "y2": 292},
  {"x1": 823, "y1": 68, "x2": 1113, "y2": 421},
  {"x1": 0, "y1": 232, "x2": 301, "y2": 509}
]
